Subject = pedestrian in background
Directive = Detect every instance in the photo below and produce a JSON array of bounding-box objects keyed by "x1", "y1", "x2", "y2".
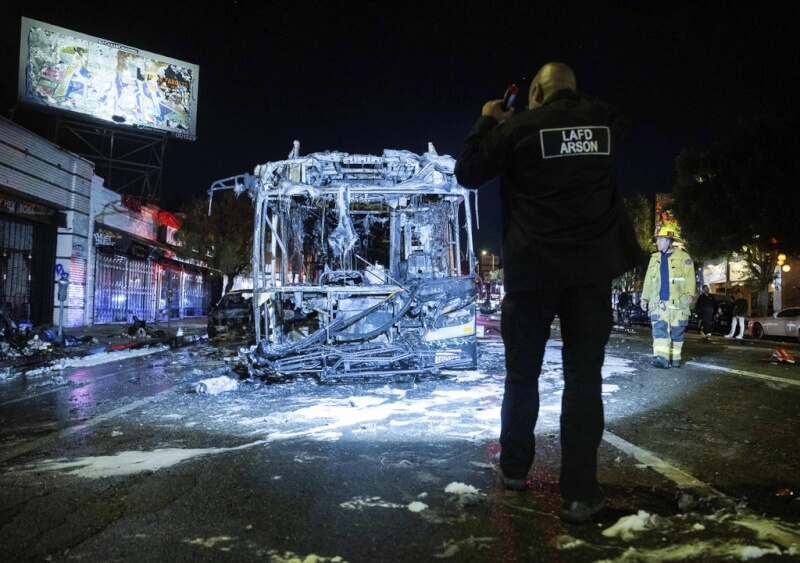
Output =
[
  {"x1": 694, "y1": 284, "x2": 715, "y2": 338},
  {"x1": 641, "y1": 223, "x2": 696, "y2": 368},
  {"x1": 725, "y1": 290, "x2": 748, "y2": 339},
  {"x1": 455, "y1": 62, "x2": 642, "y2": 524}
]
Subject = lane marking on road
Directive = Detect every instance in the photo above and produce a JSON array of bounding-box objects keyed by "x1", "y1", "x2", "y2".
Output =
[
  {"x1": 0, "y1": 388, "x2": 174, "y2": 465},
  {"x1": 602, "y1": 430, "x2": 719, "y2": 491},
  {"x1": 688, "y1": 361, "x2": 800, "y2": 386},
  {"x1": 602, "y1": 430, "x2": 800, "y2": 549}
]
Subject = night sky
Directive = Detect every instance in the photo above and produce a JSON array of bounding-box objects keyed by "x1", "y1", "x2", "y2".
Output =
[{"x1": 2, "y1": 1, "x2": 798, "y2": 255}]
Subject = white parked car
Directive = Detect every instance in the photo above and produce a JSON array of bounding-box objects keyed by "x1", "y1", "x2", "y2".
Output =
[{"x1": 747, "y1": 307, "x2": 800, "y2": 343}]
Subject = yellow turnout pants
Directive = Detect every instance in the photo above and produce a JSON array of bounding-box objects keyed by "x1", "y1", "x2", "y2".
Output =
[{"x1": 649, "y1": 306, "x2": 690, "y2": 361}]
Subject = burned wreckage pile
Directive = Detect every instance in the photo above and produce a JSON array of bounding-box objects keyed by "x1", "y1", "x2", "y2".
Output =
[{"x1": 210, "y1": 143, "x2": 480, "y2": 381}]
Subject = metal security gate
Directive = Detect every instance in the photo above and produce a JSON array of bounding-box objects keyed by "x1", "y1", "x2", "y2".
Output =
[
  {"x1": 127, "y1": 259, "x2": 156, "y2": 321},
  {"x1": 0, "y1": 221, "x2": 33, "y2": 327},
  {"x1": 1, "y1": 215, "x2": 56, "y2": 328},
  {"x1": 94, "y1": 252, "x2": 210, "y2": 325},
  {"x1": 94, "y1": 254, "x2": 129, "y2": 324},
  {"x1": 181, "y1": 271, "x2": 206, "y2": 317},
  {"x1": 94, "y1": 253, "x2": 157, "y2": 324},
  {"x1": 158, "y1": 265, "x2": 180, "y2": 321}
]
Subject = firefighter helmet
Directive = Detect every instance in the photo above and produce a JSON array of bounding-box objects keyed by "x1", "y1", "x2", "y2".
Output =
[{"x1": 654, "y1": 222, "x2": 681, "y2": 241}]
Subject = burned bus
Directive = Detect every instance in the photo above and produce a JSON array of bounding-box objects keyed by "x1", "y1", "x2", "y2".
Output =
[{"x1": 209, "y1": 142, "x2": 479, "y2": 381}]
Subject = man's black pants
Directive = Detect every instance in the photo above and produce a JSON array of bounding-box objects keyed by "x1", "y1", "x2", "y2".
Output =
[
  {"x1": 499, "y1": 282, "x2": 611, "y2": 502},
  {"x1": 700, "y1": 308, "x2": 713, "y2": 335}
]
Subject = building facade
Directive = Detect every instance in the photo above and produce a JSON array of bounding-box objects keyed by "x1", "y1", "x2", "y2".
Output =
[
  {"x1": 90, "y1": 187, "x2": 214, "y2": 325},
  {"x1": 1, "y1": 116, "x2": 215, "y2": 329},
  {"x1": 1, "y1": 115, "x2": 92, "y2": 328}
]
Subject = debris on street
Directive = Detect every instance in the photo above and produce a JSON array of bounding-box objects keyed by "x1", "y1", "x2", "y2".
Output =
[
  {"x1": 194, "y1": 375, "x2": 239, "y2": 395},
  {"x1": 773, "y1": 348, "x2": 796, "y2": 363}
]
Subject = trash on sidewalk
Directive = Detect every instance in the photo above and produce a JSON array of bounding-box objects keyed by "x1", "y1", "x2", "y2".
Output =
[
  {"x1": 2, "y1": 316, "x2": 207, "y2": 374},
  {"x1": 127, "y1": 316, "x2": 148, "y2": 337},
  {"x1": 195, "y1": 375, "x2": 239, "y2": 395},
  {"x1": 126, "y1": 316, "x2": 168, "y2": 339}
]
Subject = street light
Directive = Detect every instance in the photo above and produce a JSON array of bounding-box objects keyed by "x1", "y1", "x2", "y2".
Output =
[
  {"x1": 481, "y1": 249, "x2": 496, "y2": 271},
  {"x1": 481, "y1": 250, "x2": 497, "y2": 302}
]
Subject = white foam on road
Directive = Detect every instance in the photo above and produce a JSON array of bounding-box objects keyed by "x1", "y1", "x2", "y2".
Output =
[{"x1": 16, "y1": 440, "x2": 266, "y2": 478}]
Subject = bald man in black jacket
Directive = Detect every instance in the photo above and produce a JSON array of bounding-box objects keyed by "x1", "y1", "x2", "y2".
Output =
[{"x1": 456, "y1": 62, "x2": 642, "y2": 524}]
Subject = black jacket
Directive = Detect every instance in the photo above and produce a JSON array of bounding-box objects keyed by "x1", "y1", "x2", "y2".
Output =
[
  {"x1": 732, "y1": 297, "x2": 748, "y2": 317},
  {"x1": 695, "y1": 292, "x2": 715, "y2": 313},
  {"x1": 455, "y1": 89, "x2": 643, "y2": 291}
]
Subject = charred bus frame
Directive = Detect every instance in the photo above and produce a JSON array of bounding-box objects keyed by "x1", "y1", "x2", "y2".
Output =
[{"x1": 209, "y1": 143, "x2": 479, "y2": 381}]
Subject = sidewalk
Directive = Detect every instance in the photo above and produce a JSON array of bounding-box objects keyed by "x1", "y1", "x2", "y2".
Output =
[{"x1": 0, "y1": 317, "x2": 209, "y2": 373}]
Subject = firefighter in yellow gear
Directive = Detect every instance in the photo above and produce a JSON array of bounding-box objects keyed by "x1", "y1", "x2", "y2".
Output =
[{"x1": 641, "y1": 223, "x2": 696, "y2": 368}]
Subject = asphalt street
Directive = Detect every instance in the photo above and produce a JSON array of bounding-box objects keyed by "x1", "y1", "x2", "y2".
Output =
[{"x1": 0, "y1": 325, "x2": 798, "y2": 562}]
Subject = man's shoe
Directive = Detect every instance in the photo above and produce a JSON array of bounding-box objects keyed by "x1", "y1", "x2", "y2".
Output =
[
  {"x1": 671, "y1": 359, "x2": 682, "y2": 368},
  {"x1": 559, "y1": 498, "x2": 605, "y2": 524},
  {"x1": 651, "y1": 356, "x2": 670, "y2": 369},
  {"x1": 736, "y1": 336, "x2": 743, "y2": 339},
  {"x1": 724, "y1": 335, "x2": 733, "y2": 339},
  {"x1": 498, "y1": 466, "x2": 528, "y2": 491},
  {"x1": 501, "y1": 473, "x2": 528, "y2": 491}
]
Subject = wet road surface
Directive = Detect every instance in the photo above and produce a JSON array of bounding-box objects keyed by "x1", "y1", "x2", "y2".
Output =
[{"x1": 1, "y1": 329, "x2": 799, "y2": 561}]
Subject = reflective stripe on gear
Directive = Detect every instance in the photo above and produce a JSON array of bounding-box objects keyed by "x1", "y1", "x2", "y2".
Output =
[{"x1": 650, "y1": 308, "x2": 689, "y2": 360}]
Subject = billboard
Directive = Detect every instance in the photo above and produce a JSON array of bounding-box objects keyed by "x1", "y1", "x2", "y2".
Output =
[{"x1": 18, "y1": 17, "x2": 199, "y2": 140}]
